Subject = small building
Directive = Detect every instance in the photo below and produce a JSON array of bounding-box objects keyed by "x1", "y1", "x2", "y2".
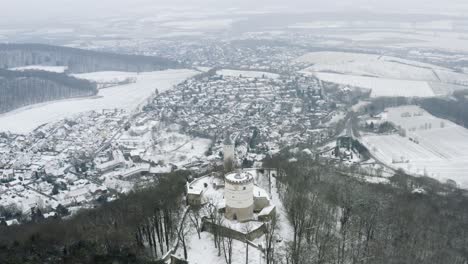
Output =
[
  {"x1": 187, "y1": 183, "x2": 203, "y2": 206},
  {"x1": 171, "y1": 255, "x2": 189, "y2": 264},
  {"x1": 253, "y1": 186, "x2": 270, "y2": 212},
  {"x1": 258, "y1": 205, "x2": 276, "y2": 222}
]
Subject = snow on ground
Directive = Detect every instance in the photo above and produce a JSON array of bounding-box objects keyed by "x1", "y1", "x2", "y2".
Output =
[
  {"x1": 144, "y1": 131, "x2": 211, "y2": 167},
  {"x1": 324, "y1": 111, "x2": 346, "y2": 126},
  {"x1": 0, "y1": 69, "x2": 197, "y2": 134},
  {"x1": 351, "y1": 100, "x2": 370, "y2": 112},
  {"x1": 217, "y1": 69, "x2": 280, "y2": 79},
  {"x1": 0, "y1": 188, "x2": 58, "y2": 213},
  {"x1": 182, "y1": 231, "x2": 264, "y2": 264},
  {"x1": 100, "y1": 171, "x2": 135, "y2": 193},
  {"x1": 195, "y1": 66, "x2": 213, "y2": 73},
  {"x1": 252, "y1": 169, "x2": 293, "y2": 243},
  {"x1": 325, "y1": 30, "x2": 468, "y2": 54},
  {"x1": 361, "y1": 105, "x2": 468, "y2": 188},
  {"x1": 296, "y1": 51, "x2": 468, "y2": 97},
  {"x1": 161, "y1": 18, "x2": 235, "y2": 31},
  {"x1": 313, "y1": 72, "x2": 436, "y2": 98},
  {"x1": 179, "y1": 170, "x2": 292, "y2": 264},
  {"x1": 9, "y1": 65, "x2": 68, "y2": 73},
  {"x1": 295, "y1": 51, "x2": 455, "y2": 82},
  {"x1": 72, "y1": 71, "x2": 137, "y2": 83}
]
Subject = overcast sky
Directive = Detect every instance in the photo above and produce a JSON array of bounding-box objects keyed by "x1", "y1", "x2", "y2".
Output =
[{"x1": 2, "y1": 0, "x2": 468, "y2": 25}]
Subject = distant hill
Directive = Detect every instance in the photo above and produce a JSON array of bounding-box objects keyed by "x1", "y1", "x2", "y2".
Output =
[
  {"x1": 0, "y1": 43, "x2": 181, "y2": 73},
  {"x1": 0, "y1": 69, "x2": 97, "y2": 114}
]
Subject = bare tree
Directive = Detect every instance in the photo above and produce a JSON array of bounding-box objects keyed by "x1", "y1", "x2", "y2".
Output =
[
  {"x1": 242, "y1": 222, "x2": 254, "y2": 264},
  {"x1": 222, "y1": 231, "x2": 234, "y2": 264},
  {"x1": 265, "y1": 216, "x2": 279, "y2": 264},
  {"x1": 189, "y1": 209, "x2": 202, "y2": 239}
]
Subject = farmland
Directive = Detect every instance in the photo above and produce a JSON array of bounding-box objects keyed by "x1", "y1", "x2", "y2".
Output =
[
  {"x1": 361, "y1": 105, "x2": 468, "y2": 187},
  {"x1": 297, "y1": 51, "x2": 468, "y2": 98}
]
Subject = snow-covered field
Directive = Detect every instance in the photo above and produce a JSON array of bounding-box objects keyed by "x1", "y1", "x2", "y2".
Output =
[
  {"x1": 10, "y1": 65, "x2": 68, "y2": 73},
  {"x1": 0, "y1": 69, "x2": 197, "y2": 134},
  {"x1": 144, "y1": 131, "x2": 212, "y2": 167},
  {"x1": 361, "y1": 105, "x2": 468, "y2": 188},
  {"x1": 323, "y1": 30, "x2": 468, "y2": 54},
  {"x1": 297, "y1": 51, "x2": 468, "y2": 97},
  {"x1": 217, "y1": 69, "x2": 279, "y2": 79},
  {"x1": 314, "y1": 72, "x2": 436, "y2": 98},
  {"x1": 72, "y1": 71, "x2": 138, "y2": 83},
  {"x1": 161, "y1": 18, "x2": 235, "y2": 31}
]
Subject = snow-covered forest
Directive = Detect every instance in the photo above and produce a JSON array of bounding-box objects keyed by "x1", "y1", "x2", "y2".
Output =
[
  {"x1": 0, "y1": 69, "x2": 97, "y2": 113},
  {"x1": 0, "y1": 44, "x2": 180, "y2": 73}
]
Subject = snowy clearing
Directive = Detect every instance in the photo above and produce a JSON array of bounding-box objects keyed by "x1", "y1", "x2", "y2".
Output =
[
  {"x1": 0, "y1": 69, "x2": 197, "y2": 134},
  {"x1": 9, "y1": 65, "x2": 68, "y2": 73},
  {"x1": 361, "y1": 105, "x2": 468, "y2": 188},
  {"x1": 72, "y1": 71, "x2": 138, "y2": 83},
  {"x1": 161, "y1": 19, "x2": 235, "y2": 31},
  {"x1": 324, "y1": 30, "x2": 468, "y2": 53},
  {"x1": 313, "y1": 72, "x2": 436, "y2": 98},
  {"x1": 217, "y1": 69, "x2": 280, "y2": 79},
  {"x1": 143, "y1": 131, "x2": 212, "y2": 167},
  {"x1": 296, "y1": 51, "x2": 468, "y2": 96}
]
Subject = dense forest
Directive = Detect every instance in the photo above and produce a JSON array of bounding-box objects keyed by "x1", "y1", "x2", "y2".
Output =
[
  {"x1": 0, "y1": 43, "x2": 181, "y2": 73},
  {"x1": 264, "y1": 153, "x2": 468, "y2": 264},
  {"x1": 0, "y1": 69, "x2": 97, "y2": 114},
  {"x1": 0, "y1": 171, "x2": 189, "y2": 264},
  {"x1": 419, "y1": 91, "x2": 468, "y2": 128}
]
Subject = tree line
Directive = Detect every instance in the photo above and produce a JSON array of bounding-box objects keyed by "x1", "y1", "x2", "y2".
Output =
[
  {"x1": 0, "y1": 43, "x2": 181, "y2": 73},
  {"x1": 264, "y1": 152, "x2": 468, "y2": 264},
  {"x1": 364, "y1": 93, "x2": 468, "y2": 129},
  {"x1": 0, "y1": 171, "x2": 190, "y2": 264},
  {"x1": 0, "y1": 69, "x2": 97, "y2": 113}
]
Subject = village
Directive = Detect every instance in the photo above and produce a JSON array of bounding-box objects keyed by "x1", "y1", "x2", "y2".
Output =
[{"x1": 0, "y1": 62, "x2": 355, "y2": 228}]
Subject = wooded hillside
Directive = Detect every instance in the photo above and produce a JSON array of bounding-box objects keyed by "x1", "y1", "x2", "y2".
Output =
[
  {"x1": 0, "y1": 43, "x2": 180, "y2": 73},
  {"x1": 0, "y1": 69, "x2": 97, "y2": 113}
]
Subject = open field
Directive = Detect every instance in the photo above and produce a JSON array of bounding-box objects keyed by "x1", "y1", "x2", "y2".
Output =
[
  {"x1": 10, "y1": 65, "x2": 68, "y2": 73},
  {"x1": 361, "y1": 105, "x2": 468, "y2": 188},
  {"x1": 297, "y1": 51, "x2": 468, "y2": 97},
  {"x1": 314, "y1": 72, "x2": 436, "y2": 98},
  {"x1": 143, "y1": 131, "x2": 212, "y2": 167},
  {"x1": 0, "y1": 69, "x2": 197, "y2": 134}
]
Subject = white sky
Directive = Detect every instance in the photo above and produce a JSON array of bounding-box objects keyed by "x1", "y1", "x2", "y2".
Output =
[{"x1": 1, "y1": 0, "x2": 468, "y2": 25}]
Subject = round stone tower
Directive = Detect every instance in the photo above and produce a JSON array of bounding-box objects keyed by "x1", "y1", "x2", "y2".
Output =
[{"x1": 224, "y1": 171, "x2": 254, "y2": 222}]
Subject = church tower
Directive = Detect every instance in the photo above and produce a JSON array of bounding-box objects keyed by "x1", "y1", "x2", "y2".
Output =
[{"x1": 223, "y1": 133, "x2": 235, "y2": 172}]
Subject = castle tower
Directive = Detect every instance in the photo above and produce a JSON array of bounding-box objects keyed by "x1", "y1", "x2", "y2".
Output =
[
  {"x1": 224, "y1": 171, "x2": 254, "y2": 222},
  {"x1": 223, "y1": 133, "x2": 235, "y2": 172}
]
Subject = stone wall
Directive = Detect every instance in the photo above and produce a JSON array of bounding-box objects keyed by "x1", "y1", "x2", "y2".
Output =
[{"x1": 201, "y1": 218, "x2": 266, "y2": 242}]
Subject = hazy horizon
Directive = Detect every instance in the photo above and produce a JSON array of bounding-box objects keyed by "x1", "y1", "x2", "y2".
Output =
[{"x1": 3, "y1": 0, "x2": 468, "y2": 26}]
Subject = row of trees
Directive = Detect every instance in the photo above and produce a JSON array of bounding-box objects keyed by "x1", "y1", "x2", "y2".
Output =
[
  {"x1": 419, "y1": 93, "x2": 468, "y2": 128},
  {"x1": 0, "y1": 69, "x2": 97, "y2": 113},
  {"x1": 0, "y1": 171, "x2": 190, "y2": 264},
  {"x1": 0, "y1": 43, "x2": 181, "y2": 73},
  {"x1": 264, "y1": 153, "x2": 468, "y2": 264}
]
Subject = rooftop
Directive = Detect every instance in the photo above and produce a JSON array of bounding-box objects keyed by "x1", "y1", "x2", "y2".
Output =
[{"x1": 225, "y1": 171, "x2": 253, "y2": 184}]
